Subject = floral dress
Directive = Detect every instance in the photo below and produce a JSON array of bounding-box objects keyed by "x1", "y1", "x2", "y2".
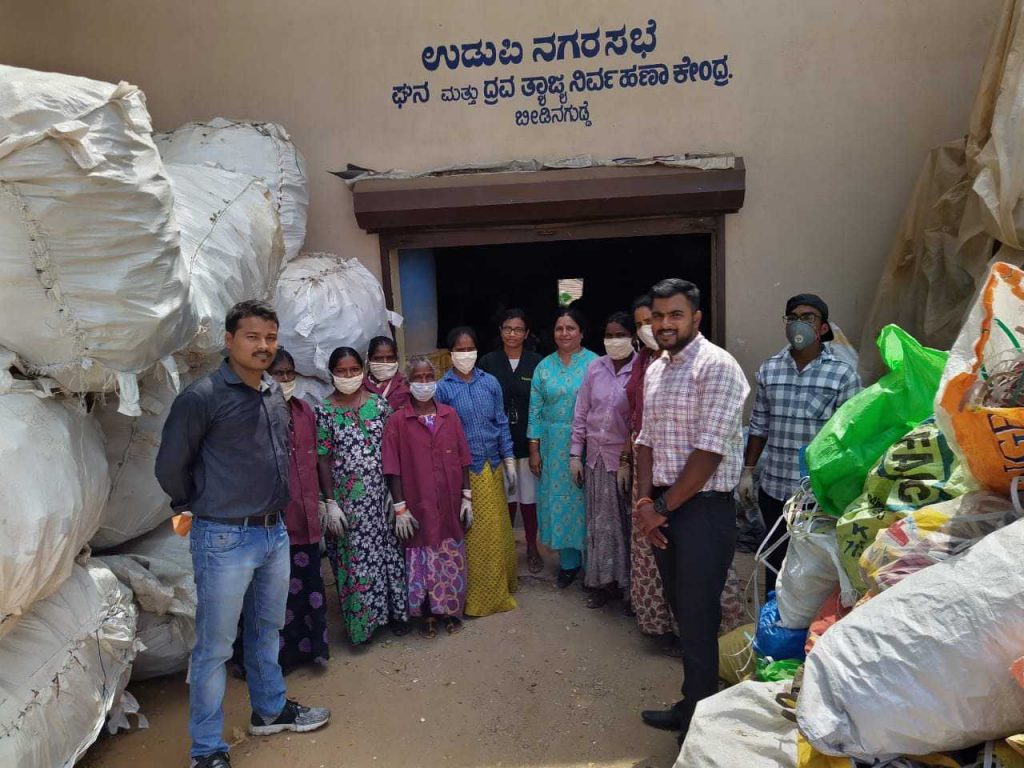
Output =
[{"x1": 316, "y1": 394, "x2": 408, "y2": 644}]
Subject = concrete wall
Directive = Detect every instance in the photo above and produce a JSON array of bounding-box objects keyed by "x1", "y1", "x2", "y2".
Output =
[{"x1": 0, "y1": 0, "x2": 1003, "y2": 375}]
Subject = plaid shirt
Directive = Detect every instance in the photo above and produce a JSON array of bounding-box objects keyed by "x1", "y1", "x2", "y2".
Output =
[
  {"x1": 435, "y1": 367, "x2": 514, "y2": 473},
  {"x1": 749, "y1": 345, "x2": 862, "y2": 502},
  {"x1": 636, "y1": 334, "x2": 750, "y2": 490}
]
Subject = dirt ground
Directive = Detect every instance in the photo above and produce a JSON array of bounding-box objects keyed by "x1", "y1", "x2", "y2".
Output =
[{"x1": 81, "y1": 539, "x2": 759, "y2": 768}]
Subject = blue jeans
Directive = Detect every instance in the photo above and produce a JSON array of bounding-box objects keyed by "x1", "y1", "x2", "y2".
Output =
[{"x1": 190, "y1": 517, "x2": 289, "y2": 758}]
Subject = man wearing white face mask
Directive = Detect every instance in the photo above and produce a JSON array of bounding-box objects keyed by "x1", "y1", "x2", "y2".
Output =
[
  {"x1": 740, "y1": 294, "x2": 862, "y2": 596},
  {"x1": 570, "y1": 311, "x2": 637, "y2": 610},
  {"x1": 436, "y1": 326, "x2": 519, "y2": 617},
  {"x1": 364, "y1": 336, "x2": 411, "y2": 411}
]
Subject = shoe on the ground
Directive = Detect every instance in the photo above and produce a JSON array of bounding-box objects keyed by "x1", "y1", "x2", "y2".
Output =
[
  {"x1": 250, "y1": 699, "x2": 330, "y2": 735},
  {"x1": 641, "y1": 708, "x2": 682, "y2": 731},
  {"x1": 191, "y1": 752, "x2": 230, "y2": 768},
  {"x1": 556, "y1": 567, "x2": 580, "y2": 588}
]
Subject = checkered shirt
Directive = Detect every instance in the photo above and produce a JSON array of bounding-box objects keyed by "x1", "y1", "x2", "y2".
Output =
[
  {"x1": 749, "y1": 345, "x2": 862, "y2": 502},
  {"x1": 636, "y1": 334, "x2": 750, "y2": 490}
]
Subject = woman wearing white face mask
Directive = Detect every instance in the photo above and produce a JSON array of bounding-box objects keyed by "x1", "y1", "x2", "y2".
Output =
[
  {"x1": 625, "y1": 294, "x2": 676, "y2": 636},
  {"x1": 435, "y1": 326, "x2": 519, "y2": 617},
  {"x1": 364, "y1": 336, "x2": 411, "y2": 411},
  {"x1": 570, "y1": 312, "x2": 637, "y2": 608},
  {"x1": 315, "y1": 346, "x2": 409, "y2": 644},
  {"x1": 383, "y1": 356, "x2": 473, "y2": 637}
]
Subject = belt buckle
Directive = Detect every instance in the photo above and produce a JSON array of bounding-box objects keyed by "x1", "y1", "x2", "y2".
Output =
[{"x1": 263, "y1": 511, "x2": 277, "y2": 528}]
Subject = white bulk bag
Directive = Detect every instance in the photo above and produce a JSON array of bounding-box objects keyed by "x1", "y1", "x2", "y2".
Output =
[
  {"x1": 155, "y1": 118, "x2": 309, "y2": 262},
  {"x1": 798, "y1": 517, "x2": 1024, "y2": 760},
  {"x1": 0, "y1": 393, "x2": 108, "y2": 638},
  {"x1": 0, "y1": 563, "x2": 138, "y2": 768},
  {"x1": 294, "y1": 373, "x2": 332, "y2": 407},
  {"x1": 99, "y1": 526, "x2": 195, "y2": 680},
  {"x1": 675, "y1": 681, "x2": 796, "y2": 768},
  {"x1": 166, "y1": 162, "x2": 285, "y2": 366},
  {"x1": 275, "y1": 253, "x2": 391, "y2": 381},
  {"x1": 91, "y1": 367, "x2": 184, "y2": 550},
  {"x1": 0, "y1": 66, "x2": 195, "y2": 406}
]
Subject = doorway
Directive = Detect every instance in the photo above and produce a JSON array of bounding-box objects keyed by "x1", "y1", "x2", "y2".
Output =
[{"x1": 399, "y1": 233, "x2": 713, "y2": 357}]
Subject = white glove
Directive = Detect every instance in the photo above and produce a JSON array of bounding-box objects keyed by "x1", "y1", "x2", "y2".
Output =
[
  {"x1": 570, "y1": 456, "x2": 584, "y2": 487},
  {"x1": 460, "y1": 489, "x2": 473, "y2": 530},
  {"x1": 503, "y1": 457, "x2": 517, "y2": 497},
  {"x1": 738, "y1": 466, "x2": 756, "y2": 505},
  {"x1": 616, "y1": 462, "x2": 632, "y2": 495},
  {"x1": 394, "y1": 501, "x2": 419, "y2": 541},
  {"x1": 324, "y1": 499, "x2": 347, "y2": 536}
]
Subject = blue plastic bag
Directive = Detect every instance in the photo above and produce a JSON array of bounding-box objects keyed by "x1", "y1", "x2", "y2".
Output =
[{"x1": 753, "y1": 592, "x2": 808, "y2": 661}]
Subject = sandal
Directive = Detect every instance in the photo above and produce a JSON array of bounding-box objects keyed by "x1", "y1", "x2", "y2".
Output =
[
  {"x1": 419, "y1": 618, "x2": 438, "y2": 639},
  {"x1": 444, "y1": 616, "x2": 464, "y2": 635},
  {"x1": 586, "y1": 590, "x2": 612, "y2": 609},
  {"x1": 390, "y1": 620, "x2": 411, "y2": 637},
  {"x1": 556, "y1": 567, "x2": 580, "y2": 589},
  {"x1": 527, "y1": 550, "x2": 544, "y2": 574}
]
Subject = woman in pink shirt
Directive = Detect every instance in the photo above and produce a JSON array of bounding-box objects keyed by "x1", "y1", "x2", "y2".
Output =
[
  {"x1": 570, "y1": 312, "x2": 637, "y2": 609},
  {"x1": 382, "y1": 355, "x2": 473, "y2": 638}
]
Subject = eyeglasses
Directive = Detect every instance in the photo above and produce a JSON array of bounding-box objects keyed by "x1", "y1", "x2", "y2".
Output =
[
  {"x1": 784, "y1": 312, "x2": 822, "y2": 324},
  {"x1": 271, "y1": 370, "x2": 296, "y2": 382},
  {"x1": 501, "y1": 326, "x2": 527, "y2": 336}
]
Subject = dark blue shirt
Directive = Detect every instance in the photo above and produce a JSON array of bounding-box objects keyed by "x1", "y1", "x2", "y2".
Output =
[
  {"x1": 155, "y1": 360, "x2": 291, "y2": 519},
  {"x1": 435, "y1": 367, "x2": 514, "y2": 473}
]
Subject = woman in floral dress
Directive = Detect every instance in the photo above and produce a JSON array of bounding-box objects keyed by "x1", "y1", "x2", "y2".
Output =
[{"x1": 316, "y1": 346, "x2": 408, "y2": 645}]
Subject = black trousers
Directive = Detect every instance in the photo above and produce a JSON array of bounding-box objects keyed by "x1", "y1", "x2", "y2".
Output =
[
  {"x1": 651, "y1": 489, "x2": 736, "y2": 734},
  {"x1": 758, "y1": 489, "x2": 788, "y2": 597}
]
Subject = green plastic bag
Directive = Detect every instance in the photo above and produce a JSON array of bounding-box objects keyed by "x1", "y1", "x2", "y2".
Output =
[
  {"x1": 755, "y1": 656, "x2": 802, "y2": 682},
  {"x1": 806, "y1": 325, "x2": 948, "y2": 517}
]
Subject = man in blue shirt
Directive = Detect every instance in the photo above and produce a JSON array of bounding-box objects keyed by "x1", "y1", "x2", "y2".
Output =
[{"x1": 156, "y1": 300, "x2": 330, "y2": 768}]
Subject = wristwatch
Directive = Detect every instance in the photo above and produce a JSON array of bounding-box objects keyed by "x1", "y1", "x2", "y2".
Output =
[{"x1": 653, "y1": 495, "x2": 669, "y2": 517}]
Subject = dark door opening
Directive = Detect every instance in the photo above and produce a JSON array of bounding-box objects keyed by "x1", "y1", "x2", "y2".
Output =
[{"x1": 398, "y1": 233, "x2": 713, "y2": 357}]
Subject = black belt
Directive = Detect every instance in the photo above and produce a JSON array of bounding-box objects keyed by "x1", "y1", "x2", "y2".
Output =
[
  {"x1": 198, "y1": 511, "x2": 282, "y2": 527},
  {"x1": 652, "y1": 488, "x2": 733, "y2": 501}
]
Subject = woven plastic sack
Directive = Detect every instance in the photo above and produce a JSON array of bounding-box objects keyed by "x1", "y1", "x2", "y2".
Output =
[
  {"x1": 274, "y1": 253, "x2": 391, "y2": 381},
  {"x1": 806, "y1": 325, "x2": 948, "y2": 517},
  {"x1": 0, "y1": 563, "x2": 138, "y2": 768},
  {"x1": 859, "y1": 491, "x2": 1020, "y2": 595},
  {"x1": 675, "y1": 681, "x2": 797, "y2": 768},
  {"x1": 775, "y1": 482, "x2": 856, "y2": 629},
  {"x1": 936, "y1": 262, "x2": 1024, "y2": 496},
  {"x1": 0, "y1": 66, "x2": 195, "y2": 410},
  {"x1": 0, "y1": 393, "x2": 108, "y2": 638},
  {"x1": 99, "y1": 524, "x2": 195, "y2": 680},
  {"x1": 835, "y1": 419, "x2": 972, "y2": 595},
  {"x1": 91, "y1": 365, "x2": 185, "y2": 550},
  {"x1": 155, "y1": 118, "x2": 308, "y2": 262},
  {"x1": 166, "y1": 162, "x2": 285, "y2": 367},
  {"x1": 719, "y1": 623, "x2": 756, "y2": 685},
  {"x1": 798, "y1": 517, "x2": 1024, "y2": 760}
]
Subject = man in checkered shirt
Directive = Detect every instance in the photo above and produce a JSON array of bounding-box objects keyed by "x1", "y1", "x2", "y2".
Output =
[
  {"x1": 739, "y1": 293, "x2": 862, "y2": 595},
  {"x1": 635, "y1": 278, "x2": 749, "y2": 743}
]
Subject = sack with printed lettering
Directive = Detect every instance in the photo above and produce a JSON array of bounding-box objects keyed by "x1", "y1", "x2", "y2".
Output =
[{"x1": 936, "y1": 262, "x2": 1024, "y2": 496}]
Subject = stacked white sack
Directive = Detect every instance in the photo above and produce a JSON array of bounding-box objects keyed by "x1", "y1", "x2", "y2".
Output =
[
  {"x1": 275, "y1": 253, "x2": 392, "y2": 381},
  {"x1": 798, "y1": 516, "x2": 1024, "y2": 760},
  {"x1": 294, "y1": 373, "x2": 333, "y2": 407},
  {"x1": 0, "y1": 563, "x2": 138, "y2": 768},
  {"x1": 166, "y1": 162, "x2": 285, "y2": 369},
  {"x1": 91, "y1": 366, "x2": 185, "y2": 550},
  {"x1": 0, "y1": 393, "x2": 108, "y2": 639},
  {"x1": 155, "y1": 118, "x2": 308, "y2": 262},
  {"x1": 0, "y1": 66, "x2": 195, "y2": 413},
  {"x1": 100, "y1": 524, "x2": 195, "y2": 680}
]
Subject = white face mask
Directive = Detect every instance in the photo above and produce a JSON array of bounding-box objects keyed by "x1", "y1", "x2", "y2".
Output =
[
  {"x1": 638, "y1": 324, "x2": 659, "y2": 351},
  {"x1": 604, "y1": 337, "x2": 634, "y2": 360},
  {"x1": 451, "y1": 350, "x2": 477, "y2": 374},
  {"x1": 410, "y1": 381, "x2": 437, "y2": 402},
  {"x1": 280, "y1": 379, "x2": 296, "y2": 401},
  {"x1": 333, "y1": 374, "x2": 363, "y2": 395},
  {"x1": 369, "y1": 361, "x2": 399, "y2": 381}
]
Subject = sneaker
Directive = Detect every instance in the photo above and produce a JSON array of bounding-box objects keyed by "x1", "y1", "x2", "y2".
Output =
[
  {"x1": 190, "y1": 753, "x2": 230, "y2": 768},
  {"x1": 249, "y1": 699, "x2": 330, "y2": 735}
]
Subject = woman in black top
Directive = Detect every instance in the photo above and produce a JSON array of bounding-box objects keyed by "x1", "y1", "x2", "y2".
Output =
[{"x1": 478, "y1": 308, "x2": 545, "y2": 573}]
